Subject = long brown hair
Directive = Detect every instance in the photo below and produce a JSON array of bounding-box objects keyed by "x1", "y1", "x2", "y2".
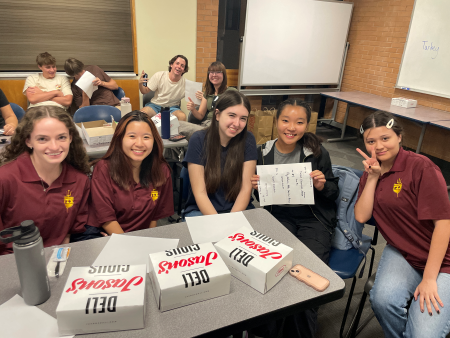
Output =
[
  {"x1": 203, "y1": 90, "x2": 251, "y2": 201},
  {"x1": 94, "y1": 110, "x2": 170, "y2": 190},
  {"x1": 0, "y1": 106, "x2": 90, "y2": 174},
  {"x1": 204, "y1": 61, "x2": 228, "y2": 96},
  {"x1": 276, "y1": 99, "x2": 322, "y2": 158}
]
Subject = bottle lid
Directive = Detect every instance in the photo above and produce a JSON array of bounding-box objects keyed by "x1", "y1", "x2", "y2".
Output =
[
  {"x1": 0, "y1": 220, "x2": 40, "y2": 245},
  {"x1": 121, "y1": 97, "x2": 130, "y2": 103}
]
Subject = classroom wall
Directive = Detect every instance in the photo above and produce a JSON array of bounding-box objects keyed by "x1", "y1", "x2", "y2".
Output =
[
  {"x1": 334, "y1": 0, "x2": 450, "y2": 161},
  {"x1": 135, "y1": 0, "x2": 197, "y2": 114}
]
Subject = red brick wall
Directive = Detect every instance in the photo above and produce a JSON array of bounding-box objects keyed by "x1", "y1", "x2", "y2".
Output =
[
  {"x1": 196, "y1": 0, "x2": 219, "y2": 83},
  {"x1": 335, "y1": 0, "x2": 450, "y2": 160}
]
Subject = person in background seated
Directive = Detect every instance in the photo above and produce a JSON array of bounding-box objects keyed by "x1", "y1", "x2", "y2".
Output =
[
  {"x1": 0, "y1": 88, "x2": 18, "y2": 135},
  {"x1": 138, "y1": 55, "x2": 188, "y2": 122},
  {"x1": 355, "y1": 111, "x2": 450, "y2": 338},
  {"x1": 250, "y1": 99, "x2": 339, "y2": 338},
  {"x1": 183, "y1": 90, "x2": 257, "y2": 217},
  {"x1": 23, "y1": 52, "x2": 73, "y2": 110},
  {"x1": 186, "y1": 61, "x2": 237, "y2": 127},
  {"x1": 64, "y1": 58, "x2": 120, "y2": 110},
  {"x1": 0, "y1": 106, "x2": 91, "y2": 255},
  {"x1": 88, "y1": 111, "x2": 173, "y2": 234}
]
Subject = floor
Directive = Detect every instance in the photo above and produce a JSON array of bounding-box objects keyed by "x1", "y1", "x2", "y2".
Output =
[{"x1": 159, "y1": 123, "x2": 450, "y2": 338}]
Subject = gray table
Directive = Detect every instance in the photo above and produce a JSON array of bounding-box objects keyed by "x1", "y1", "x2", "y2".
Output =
[
  {"x1": 321, "y1": 91, "x2": 450, "y2": 153},
  {"x1": 0, "y1": 209, "x2": 345, "y2": 338}
]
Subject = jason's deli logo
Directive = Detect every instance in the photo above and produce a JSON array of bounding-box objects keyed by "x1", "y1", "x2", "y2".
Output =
[
  {"x1": 158, "y1": 251, "x2": 218, "y2": 275},
  {"x1": 228, "y1": 232, "x2": 283, "y2": 259},
  {"x1": 65, "y1": 276, "x2": 143, "y2": 295}
]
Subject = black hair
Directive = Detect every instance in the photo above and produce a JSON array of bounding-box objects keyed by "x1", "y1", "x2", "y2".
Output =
[{"x1": 360, "y1": 110, "x2": 404, "y2": 139}]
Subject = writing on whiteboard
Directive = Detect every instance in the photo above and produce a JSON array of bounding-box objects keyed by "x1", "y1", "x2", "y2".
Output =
[
  {"x1": 422, "y1": 41, "x2": 439, "y2": 59},
  {"x1": 257, "y1": 163, "x2": 315, "y2": 207}
]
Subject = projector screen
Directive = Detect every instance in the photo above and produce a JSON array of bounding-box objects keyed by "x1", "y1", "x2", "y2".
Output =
[{"x1": 240, "y1": 0, "x2": 353, "y2": 87}]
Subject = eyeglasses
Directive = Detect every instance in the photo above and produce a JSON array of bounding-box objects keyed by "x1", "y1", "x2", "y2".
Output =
[{"x1": 208, "y1": 71, "x2": 223, "y2": 75}]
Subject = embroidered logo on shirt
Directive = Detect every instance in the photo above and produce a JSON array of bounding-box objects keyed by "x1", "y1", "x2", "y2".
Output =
[
  {"x1": 56, "y1": 85, "x2": 62, "y2": 90},
  {"x1": 393, "y1": 178, "x2": 402, "y2": 197},
  {"x1": 151, "y1": 189, "x2": 159, "y2": 201},
  {"x1": 64, "y1": 190, "x2": 74, "y2": 212}
]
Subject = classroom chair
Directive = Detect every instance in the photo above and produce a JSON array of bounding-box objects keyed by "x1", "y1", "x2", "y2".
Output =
[
  {"x1": 112, "y1": 87, "x2": 125, "y2": 101},
  {"x1": 142, "y1": 91, "x2": 155, "y2": 107},
  {"x1": 328, "y1": 167, "x2": 378, "y2": 338},
  {"x1": 10, "y1": 103, "x2": 26, "y2": 121},
  {"x1": 73, "y1": 105, "x2": 121, "y2": 123},
  {"x1": 168, "y1": 165, "x2": 190, "y2": 223}
]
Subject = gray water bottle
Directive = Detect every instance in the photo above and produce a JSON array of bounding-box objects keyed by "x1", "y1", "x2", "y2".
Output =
[{"x1": 0, "y1": 220, "x2": 51, "y2": 305}]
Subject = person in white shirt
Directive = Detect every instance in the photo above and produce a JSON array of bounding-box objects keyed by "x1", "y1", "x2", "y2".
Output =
[
  {"x1": 23, "y1": 52, "x2": 73, "y2": 110},
  {"x1": 138, "y1": 55, "x2": 188, "y2": 122}
]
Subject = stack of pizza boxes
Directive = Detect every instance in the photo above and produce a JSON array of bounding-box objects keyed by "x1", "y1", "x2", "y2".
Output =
[
  {"x1": 214, "y1": 227, "x2": 294, "y2": 294},
  {"x1": 148, "y1": 242, "x2": 231, "y2": 312},
  {"x1": 56, "y1": 264, "x2": 146, "y2": 335}
]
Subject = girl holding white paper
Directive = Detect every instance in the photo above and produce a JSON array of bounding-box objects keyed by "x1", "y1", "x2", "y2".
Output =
[
  {"x1": 183, "y1": 90, "x2": 257, "y2": 217},
  {"x1": 250, "y1": 99, "x2": 339, "y2": 338},
  {"x1": 88, "y1": 111, "x2": 173, "y2": 234}
]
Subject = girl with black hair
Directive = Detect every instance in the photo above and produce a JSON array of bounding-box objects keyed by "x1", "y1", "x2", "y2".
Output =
[
  {"x1": 355, "y1": 111, "x2": 450, "y2": 338},
  {"x1": 88, "y1": 111, "x2": 173, "y2": 234},
  {"x1": 183, "y1": 90, "x2": 257, "y2": 217},
  {"x1": 250, "y1": 99, "x2": 339, "y2": 338}
]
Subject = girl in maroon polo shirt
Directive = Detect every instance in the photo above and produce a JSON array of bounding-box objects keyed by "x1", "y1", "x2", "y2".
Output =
[
  {"x1": 88, "y1": 111, "x2": 173, "y2": 234},
  {"x1": 0, "y1": 106, "x2": 91, "y2": 255},
  {"x1": 355, "y1": 111, "x2": 450, "y2": 338}
]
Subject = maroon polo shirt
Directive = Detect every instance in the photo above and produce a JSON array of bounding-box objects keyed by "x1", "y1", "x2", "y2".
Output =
[
  {"x1": 0, "y1": 153, "x2": 90, "y2": 255},
  {"x1": 88, "y1": 160, "x2": 174, "y2": 233},
  {"x1": 357, "y1": 148, "x2": 450, "y2": 273}
]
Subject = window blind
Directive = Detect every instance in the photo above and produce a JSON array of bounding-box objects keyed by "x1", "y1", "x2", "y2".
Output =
[{"x1": 0, "y1": 0, "x2": 134, "y2": 72}]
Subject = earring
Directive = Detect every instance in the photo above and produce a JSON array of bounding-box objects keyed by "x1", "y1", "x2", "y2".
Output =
[{"x1": 29, "y1": 146, "x2": 33, "y2": 150}]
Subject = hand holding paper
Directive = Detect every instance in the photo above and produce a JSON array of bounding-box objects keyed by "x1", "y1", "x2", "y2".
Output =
[
  {"x1": 185, "y1": 80, "x2": 203, "y2": 105},
  {"x1": 75, "y1": 71, "x2": 98, "y2": 99}
]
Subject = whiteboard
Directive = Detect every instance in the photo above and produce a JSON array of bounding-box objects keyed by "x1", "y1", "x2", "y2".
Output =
[
  {"x1": 240, "y1": 0, "x2": 353, "y2": 86},
  {"x1": 396, "y1": 0, "x2": 450, "y2": 99}
]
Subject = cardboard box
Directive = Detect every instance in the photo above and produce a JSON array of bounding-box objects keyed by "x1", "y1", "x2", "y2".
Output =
[
  {"x1": 56, "y1": 264, "x2": 146, "y2": 335},
  {"x1": 391, "y1": 97, "x2": 417, "y2": 109},
  {"x1": 148, "y1": 242, "x2": 231, "y2": 312},
  {"x1": 75, "y1": 119, "x2": 117, "y2": 145},
  {"x1": 307, "y1": 112, "x2": 319, "y2": 134},
  {"x1": 214, "y1": 227, "x2": 294, "y2": 294},
  {"x1": 151, "y1": 113, "x2": 180, "y2": 136}
]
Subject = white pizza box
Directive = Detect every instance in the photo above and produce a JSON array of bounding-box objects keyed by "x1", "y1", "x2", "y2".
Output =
[
  {"x1": 148, "y1": 242, "x2": 231, "y2": 312},
  {"x1": 75, "y1": 117, "x2": 117, "y2": 145},
  {"x1": 151, "y1": 113, "x2": 179, "y2": 136},
  {"x1": 214, "y1": 227, "x2": 293, "y2": 294},
  {"x1": 56, "y1": 264, "x2": 146, "y2": 335}
]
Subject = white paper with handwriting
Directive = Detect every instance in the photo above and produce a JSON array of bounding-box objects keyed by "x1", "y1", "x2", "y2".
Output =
[{"x1": 257, "y1": 163, "x2": 315, "y2": 206}]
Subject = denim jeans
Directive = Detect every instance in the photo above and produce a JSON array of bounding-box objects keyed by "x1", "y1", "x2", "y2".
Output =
[{"x1": 370, "y1": 244, "x2": 450, "y2": 338}]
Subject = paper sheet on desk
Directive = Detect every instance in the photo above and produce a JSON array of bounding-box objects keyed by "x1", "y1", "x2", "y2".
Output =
[
  {"x1": 257, "y1": 163, "x2": 315, "y2": 206},
  {"x1": 0, "y1": 294, "x2": 73, "y2": 338},
  {"x1": 75, "y1": 70, "x2": 98, "y2": 98},
  {"x1": 186, "y1": 212, "x2": 254, "y2": 244},
  {"x1": 92, "y1": 234, "x2": 179, "y2": 273},
  {"x1": 185, "y1": 79, "x2": 203, "y2": 105}
]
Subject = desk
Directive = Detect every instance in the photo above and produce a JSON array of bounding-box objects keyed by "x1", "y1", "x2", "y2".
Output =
[
  {"x1": 321, "y1": 91, "x2": 450, "y2": 153},
  {"x1": 0, "y1": 209, "x2": 345, "y2": 338}
]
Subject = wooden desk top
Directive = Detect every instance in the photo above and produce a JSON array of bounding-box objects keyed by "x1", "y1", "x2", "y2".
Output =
[{"x1": 321, "y1": 91, "x2": 450, "y2": 124}]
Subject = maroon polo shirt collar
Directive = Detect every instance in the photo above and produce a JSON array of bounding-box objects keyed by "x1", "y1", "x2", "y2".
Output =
[
  {"x1": 17, "y1": 153, "x2": 75, "y2": 189},
  {"x1": 382, "y1": 147, "x2": 407, "y2": 174}
]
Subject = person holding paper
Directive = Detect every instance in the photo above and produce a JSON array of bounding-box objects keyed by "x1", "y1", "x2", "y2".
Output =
[
  {"x1": 186, "y1": 61, "x2": 237, "y2": 126},
  {"x1": 0, "y1": 89, "x2": 18, "y2": 135},
  {"x1": 64, "y1": 58, "x2": 120, "y2": 109},
  {"x1": 0, "y1": 106, "x2": 91, "y2": 255},
  {"x1": 139, "y1": 55, "x2": 188, "y2": 122},
  {"x1": 88, "y1": 111, "x2": 174, "y2": 234},
  {"x1": 23, "y1": 52, "x2": 73, "y2": 110},
  {"x1": 250, "y1": 99, "x2": 339, "y2": 338},
  {"x1": 183, "y1": 90, "x2": 257, "y2": 217},
  {"x1": 354, "y1": 111, "x2": 450, "y2": 338}
]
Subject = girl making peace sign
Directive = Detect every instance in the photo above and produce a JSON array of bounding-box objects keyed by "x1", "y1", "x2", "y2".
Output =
[{"x1": 354, "y1": 111, "x2": 450, "y2": 338}]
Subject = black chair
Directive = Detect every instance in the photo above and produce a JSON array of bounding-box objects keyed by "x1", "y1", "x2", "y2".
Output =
[
  {"x1": 142, "y1": 91, "x2": 155, "y2": 107},
  {"x1": 167, "y1": 164, "x2": 189, "y2": 223}
]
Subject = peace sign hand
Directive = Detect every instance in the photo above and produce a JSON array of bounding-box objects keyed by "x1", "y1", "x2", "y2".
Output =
[{"x1": 356, "y1": 148, "x2": 381, "y2": 176}]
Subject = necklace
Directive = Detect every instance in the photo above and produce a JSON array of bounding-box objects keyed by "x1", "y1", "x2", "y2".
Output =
[{"x1": 38, "y1": 175, "x2": 47, "y2": 192}]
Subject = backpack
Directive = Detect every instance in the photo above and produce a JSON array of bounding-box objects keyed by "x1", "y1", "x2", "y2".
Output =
[{"x1": 331, "y1": 165, "x2": 365, "y2": 252}]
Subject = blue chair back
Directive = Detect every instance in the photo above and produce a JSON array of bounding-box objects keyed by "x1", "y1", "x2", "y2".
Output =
[
  {"x1": 180, "y1": 166, "x2": 190, "y2": 201},
  {"x1": 73, "y1": 105, "x2": 121, "y2": 123},
  {"x1": 10, "y1": 103, "x2": 26, "y2": 121},
  {"x1": 112, "y1": 87, "x2": 125, "y2": 101}
]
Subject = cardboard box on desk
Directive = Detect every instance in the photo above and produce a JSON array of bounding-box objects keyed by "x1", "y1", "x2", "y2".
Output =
[
  {"x1": 148, "y1": 242, "x2": 231, "y2": 312},
  {"x1": 75, "y1": 119, "x2": 117, "y2": 145},
  {"x1": 214, "y1": 227, "x2": 294, "y2": 294},
  {"x1": 56, "y1": 264, "x2": 146, "y2": 335},
  {"x1": 151, "y1": 113, "x2": 179, "y2": 136}
]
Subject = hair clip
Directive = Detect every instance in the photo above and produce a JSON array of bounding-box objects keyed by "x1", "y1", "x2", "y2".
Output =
[
  {"x1": 360, "y1": 125, "x2": 364, "y2": 134},
  {"x1": 386, "y1": 118, "x2": 394, "y2": 129}
]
